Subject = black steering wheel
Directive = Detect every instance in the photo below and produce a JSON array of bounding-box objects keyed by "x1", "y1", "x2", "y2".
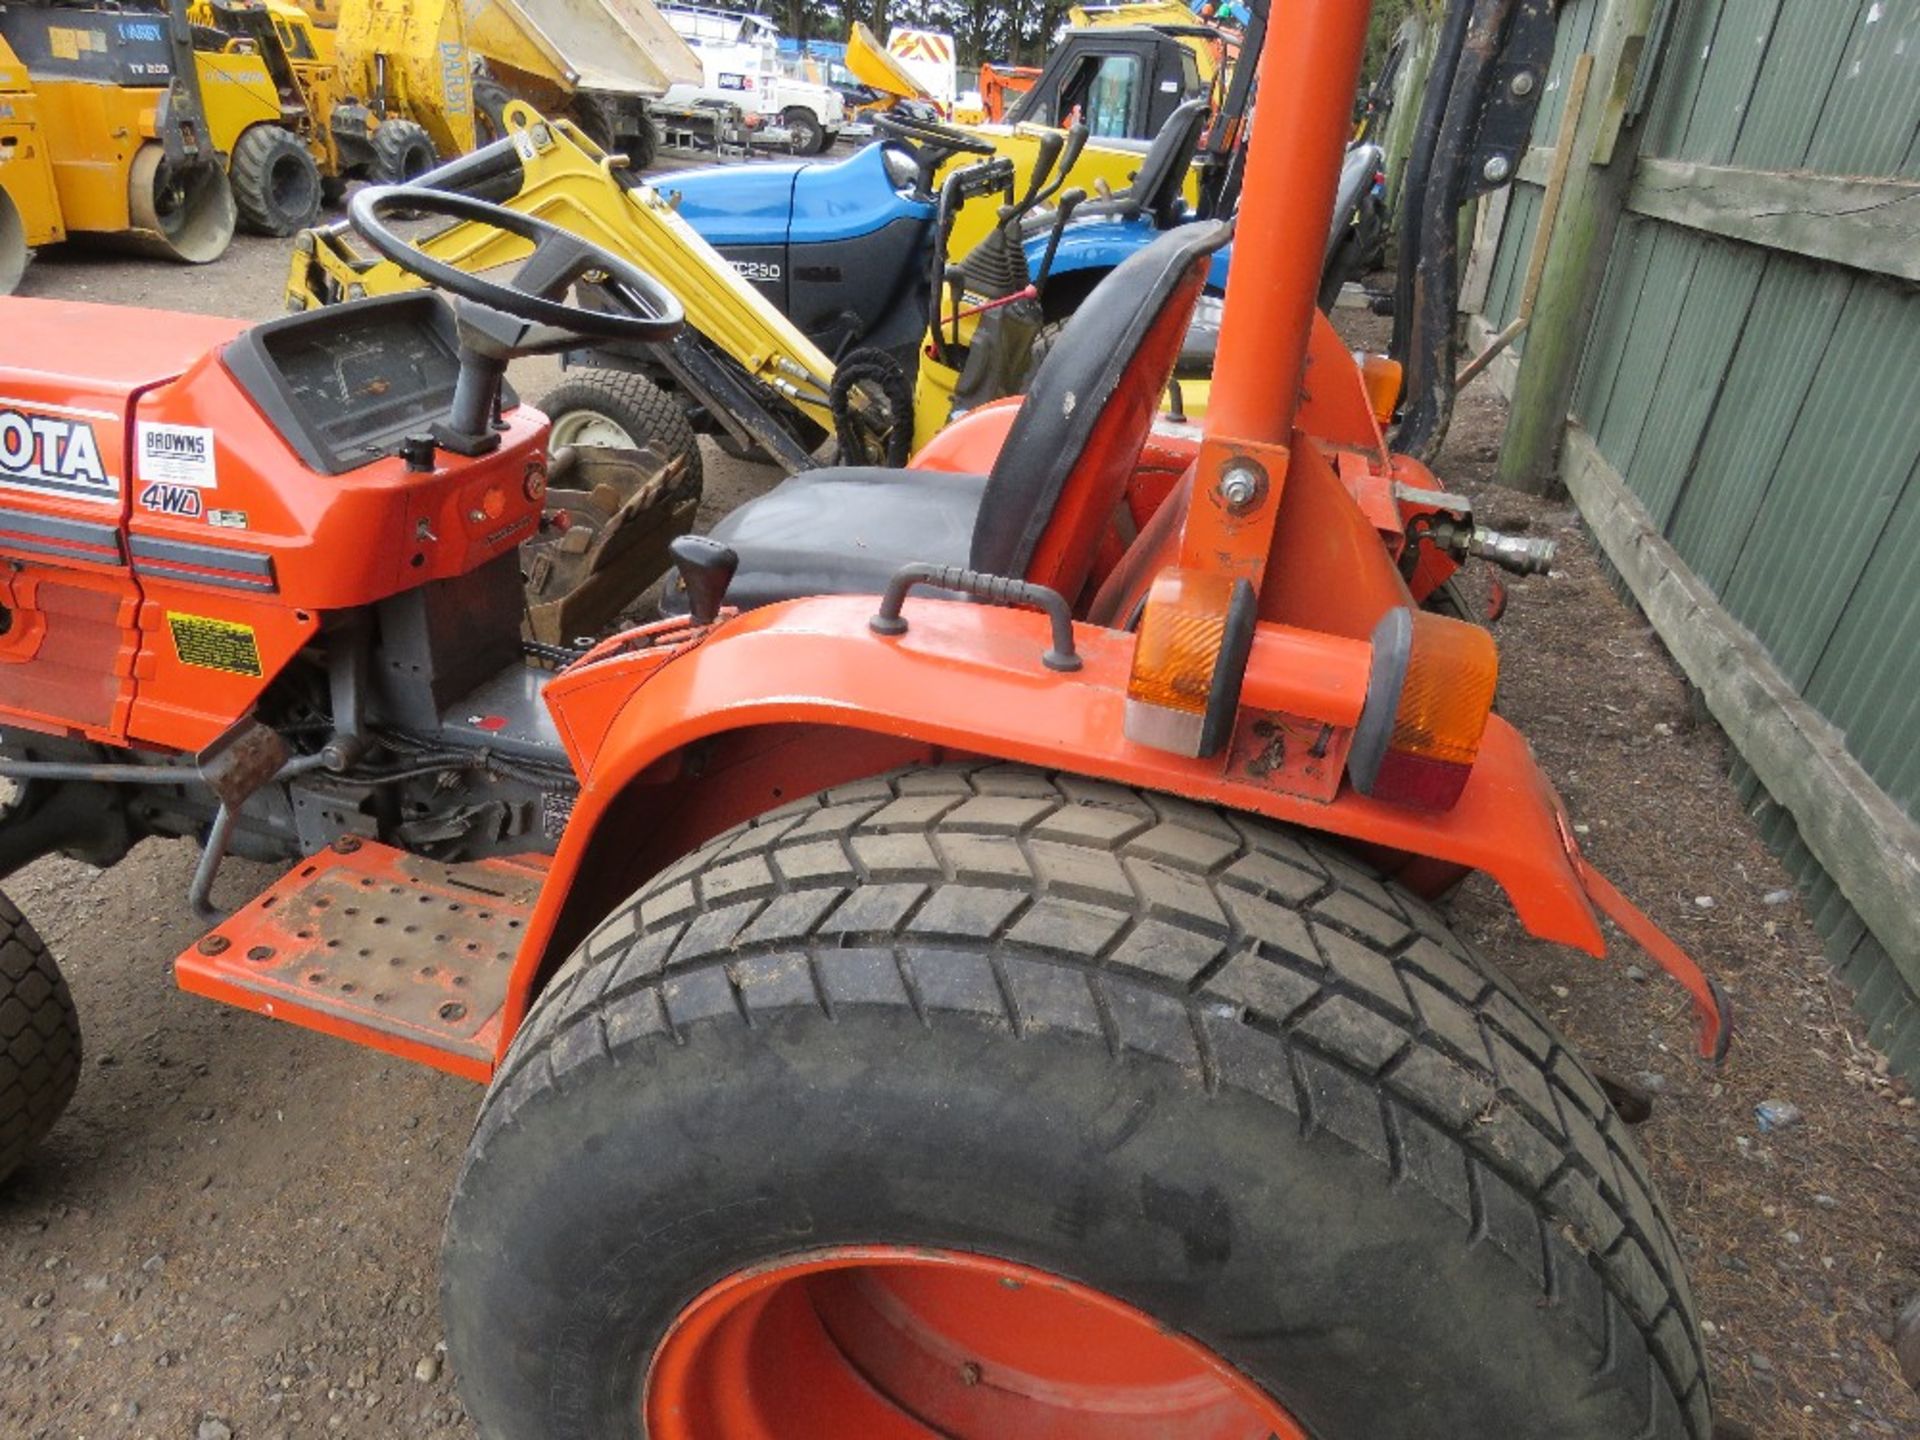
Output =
[
  {"x1": 347, "y1": 185, "x2": 685, "y2": 346},
  {"x1": 875, "y1": 111, "x2": 995, "y2": 159},
  {"x1": 875, "y1": 112, "x2": 995, "y2": 200}
]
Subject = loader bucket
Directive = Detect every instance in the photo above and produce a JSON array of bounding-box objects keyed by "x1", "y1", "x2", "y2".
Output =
[
  {"x1": 0, "y1": 188, "x2": 26, "y2": 294},
  {"x1": 124, "y1": 144, "x2": 237, "y2": 264},
  {"x1": 846, "y1": 21, "x2": 930, "y2": 100}
]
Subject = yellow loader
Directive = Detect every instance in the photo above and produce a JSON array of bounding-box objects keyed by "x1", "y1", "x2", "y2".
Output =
[
  {"x1": 190, "y1": 0, "x2": 474, "y2": 236},
  {"x1": 286, "y1": 103, "x2": 1097, "y2": 478},
  {"x1": 287, "y1": 102, "x2": 875, "y2": 482}
]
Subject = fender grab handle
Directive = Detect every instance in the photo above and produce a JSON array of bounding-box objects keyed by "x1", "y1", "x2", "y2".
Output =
[
  {"x1": 1576, "y1": 857, "x2": 1733, "y2": 1064},
  {"x1": 870, "y1": 564, "x2": 1082, "y2": 673}
]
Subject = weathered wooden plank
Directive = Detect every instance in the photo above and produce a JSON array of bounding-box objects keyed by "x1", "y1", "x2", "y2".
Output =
[
  {"x1": 1564, "y1": 423, "x2": 1920, "y2": 994},
  {"x1": 1463, "y1": 311, "x2": 1521, "y2": 397},
  {"x1": 1628, "y1": 157, "x2": 1920, "y2": 281},
  {"x1": 1459, "y1": 185, "x2": 1512, "y2": 316}
]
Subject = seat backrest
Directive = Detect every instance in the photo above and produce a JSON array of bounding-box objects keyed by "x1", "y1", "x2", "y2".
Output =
[
  {"x1": 1127, "y1": 97, "x2": 1210, "y2": 226},
  {"x1": 970, "y1": 217, "x2": 1231, "y2": 601}
]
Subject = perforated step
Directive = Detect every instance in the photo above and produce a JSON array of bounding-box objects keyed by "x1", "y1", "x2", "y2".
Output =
[{"x1": 176, "y1": 840, "x2": 546, "y2": 1081}]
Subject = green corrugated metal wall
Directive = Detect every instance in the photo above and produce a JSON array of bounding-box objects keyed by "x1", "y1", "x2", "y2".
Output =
[{"x1": 1466, "y1": 0, "x2": 1920, "y2": 1067}]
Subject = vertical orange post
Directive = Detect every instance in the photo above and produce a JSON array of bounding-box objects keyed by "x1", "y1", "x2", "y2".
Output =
[{"x1": 1181, "y1": 0, "x2": 1373, "y2": 584}]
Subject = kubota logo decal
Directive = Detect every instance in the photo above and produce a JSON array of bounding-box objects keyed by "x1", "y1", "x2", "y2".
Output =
[{"x1": 0, "y1": 404, "x2": 116, "y2": 502}]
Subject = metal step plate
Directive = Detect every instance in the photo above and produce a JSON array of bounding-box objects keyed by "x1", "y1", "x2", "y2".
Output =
[{"x1": 176, "y1": 840, "x2": 546, "y2": 1081}]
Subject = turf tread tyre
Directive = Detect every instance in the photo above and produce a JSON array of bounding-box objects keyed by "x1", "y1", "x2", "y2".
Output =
[
  {"x1": 369, "y1": 119, "x2": 436, "y2": 184},
  {"x1": 229, "y1": 125, "x2": 322, "y2": 237},
  {"x1": 538, "y1": 370, "x2": 702, "y2": 497},
  {"x1": 0, "y1": 893, "x2": 79, "y2": 1185},
  {"x1": 459, "y1": 764, "x2": 1708, "y2": 1439}
]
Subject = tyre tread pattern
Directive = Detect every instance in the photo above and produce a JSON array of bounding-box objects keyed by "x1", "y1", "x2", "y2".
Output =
[
  {"x1": 369, "y1": 120, "x2": 436, "y2": 185},
  {"x1": 230, "y1": 125, "x2": 322, "y2": 238},
  {"x1": 0, "y1": 893, "x2": 80, "y2": 1183},
  {"x1": 479, "y1": 764, "x2": 1708, "y2": 1438}
]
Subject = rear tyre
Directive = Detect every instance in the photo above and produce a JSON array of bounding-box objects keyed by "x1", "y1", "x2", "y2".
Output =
[
  {"x1": 782, "y1": 106, "x2": 826, "y2": 156},
  {"x1": 444, "y1": 764, "x2": 1710, "y2": 1439},
  {"x1": 369, "y1": 119, "x2": 437, "y2": 184},
  {"x1": 538, "y1": 370, "x2": 702, "y2": 496},
  {"x1": 229, "y1": 125, "x2": 323, "y2": 237},
  {"x1": 0, "y1": 893, "x2": 80, "y2": 1186}
]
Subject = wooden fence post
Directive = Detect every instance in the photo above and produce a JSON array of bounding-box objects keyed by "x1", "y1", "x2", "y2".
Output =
[{"x1": 1496, "y1": 0, "x2": 1659, "y2": 494}]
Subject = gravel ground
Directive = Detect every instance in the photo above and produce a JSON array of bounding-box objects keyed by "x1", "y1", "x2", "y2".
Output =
[{"x1": 1, "y1": 200, "x2": 1915, "y2": 1440}]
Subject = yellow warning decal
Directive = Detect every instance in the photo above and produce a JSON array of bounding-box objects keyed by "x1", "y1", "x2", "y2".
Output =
[{"x1": 167, "y1": 612, "x2": 263, "y2": 677}]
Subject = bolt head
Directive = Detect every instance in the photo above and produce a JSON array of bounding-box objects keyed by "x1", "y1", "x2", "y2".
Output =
[
  {"x1": 1510, "y1": 70, "x2": 1536, "y2": 97},
  {"x1": 1217, "y1": 463, "x2": 1264, "y2": 512},
  {"x1": 1482, "y1": 155, "x2": 1513, "y2": 183},
  {"x1": 197, "y1": 934, "x2": 230, "y2": 956}
]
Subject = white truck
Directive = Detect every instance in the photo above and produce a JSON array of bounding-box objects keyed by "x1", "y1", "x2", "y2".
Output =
[{"x1": 658, "y1": 6, "x2": 844, "y2": 154}]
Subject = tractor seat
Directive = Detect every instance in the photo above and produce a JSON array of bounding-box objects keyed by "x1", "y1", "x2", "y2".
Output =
[{"x1": 664, "y1": 217, "x2": 1232, "y2": 616}]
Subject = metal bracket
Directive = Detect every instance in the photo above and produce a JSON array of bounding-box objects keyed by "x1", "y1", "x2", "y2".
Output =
[{"x1": 1463, "y1": 0, "x2": 1559, "y2": 200}]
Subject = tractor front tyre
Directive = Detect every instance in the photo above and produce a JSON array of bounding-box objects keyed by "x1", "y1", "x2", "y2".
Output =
[
  {"x1": 443, "y1": 764, "x2": 1711, "y2": 1440},
  {"x1": 540, "y1": 370, "x2": 702, "y2": 497},
  {"x1": 782, "y1": 106, "x2": 827, "y2": 155},
  {"x1": 230, "y1": 125, "x2": 323, "y2": 238},
  {"x1": 0, "y1": 892, "x2": 80, "y2": 1186},
  {"x1": 369, "y1": 120, "x2": 437, "y2": 185}
]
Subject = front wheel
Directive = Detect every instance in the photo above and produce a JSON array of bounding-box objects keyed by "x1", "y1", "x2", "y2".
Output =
[
  {"x1": 539, "y1": 370, "x2": 702, "y2": 496},
  {"x1": 229, "y1": 124, "x2": 323, "y2": 237},
  {"x1": 445, "y1": 765, "x2": 1710, "y2": 1439},
  {"x1": 782, "y1": 106, "x2": 826, "y2": 156},
  {"x1": 369, "y1": 119, "x2": 436, "y2": 184}
]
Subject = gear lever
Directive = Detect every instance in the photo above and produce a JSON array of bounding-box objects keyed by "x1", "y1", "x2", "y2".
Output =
[{"x1": 669, "y1": 535, "x2": 739, "y2": 626}]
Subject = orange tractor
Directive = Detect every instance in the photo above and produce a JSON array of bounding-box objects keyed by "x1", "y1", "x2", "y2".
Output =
[{"x1": 0, "y1": 1, "x2": 1720, "y2": 1434}]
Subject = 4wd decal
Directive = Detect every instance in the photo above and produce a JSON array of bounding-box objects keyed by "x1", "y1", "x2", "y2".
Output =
[
  {"x1": 138, "y1": 481, "x2": 204, "y2": 518},
  {"x1": 0, "y1": 404, "x2": 117, "y2": 502}
]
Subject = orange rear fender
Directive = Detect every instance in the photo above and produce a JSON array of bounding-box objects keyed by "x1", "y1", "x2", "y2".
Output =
[{"x1": 505, "y1": 596, "x2": 1643, "y2": 1053}]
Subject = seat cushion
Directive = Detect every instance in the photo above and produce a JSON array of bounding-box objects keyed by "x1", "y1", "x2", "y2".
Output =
[{"x1": 662, "y1": 466, "x2": 987, "y2": 614}]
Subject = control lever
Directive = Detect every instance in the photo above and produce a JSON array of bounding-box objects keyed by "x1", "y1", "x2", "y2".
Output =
[
  {"x1": 668, "y1": 535, "x2": 738, "y2": 626},
  {"x1": 1033, "y1": 188, "x2": 1087, "y2": 291},
  {"x1": 1014, "y1": 129, "x2": 1066, "y2": 215},
  {"x1": 1033, "y1": 122, "x2": 1089, "y2": 210}
]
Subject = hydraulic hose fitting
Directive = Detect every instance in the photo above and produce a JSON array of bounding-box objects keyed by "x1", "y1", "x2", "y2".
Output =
[{"x1": 1466, "y1": 527, "x2": 1556, "y2": 576}]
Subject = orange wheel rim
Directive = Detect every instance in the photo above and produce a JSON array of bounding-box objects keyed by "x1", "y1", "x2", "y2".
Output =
[{"x1": 645, "y1": 1247, "x2": 1309, "y2": 1439}]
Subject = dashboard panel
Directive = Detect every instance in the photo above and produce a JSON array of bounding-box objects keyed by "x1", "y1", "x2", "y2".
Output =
[{"x1": 223, "y1": 294, "x2": 514, "y2": 475}]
